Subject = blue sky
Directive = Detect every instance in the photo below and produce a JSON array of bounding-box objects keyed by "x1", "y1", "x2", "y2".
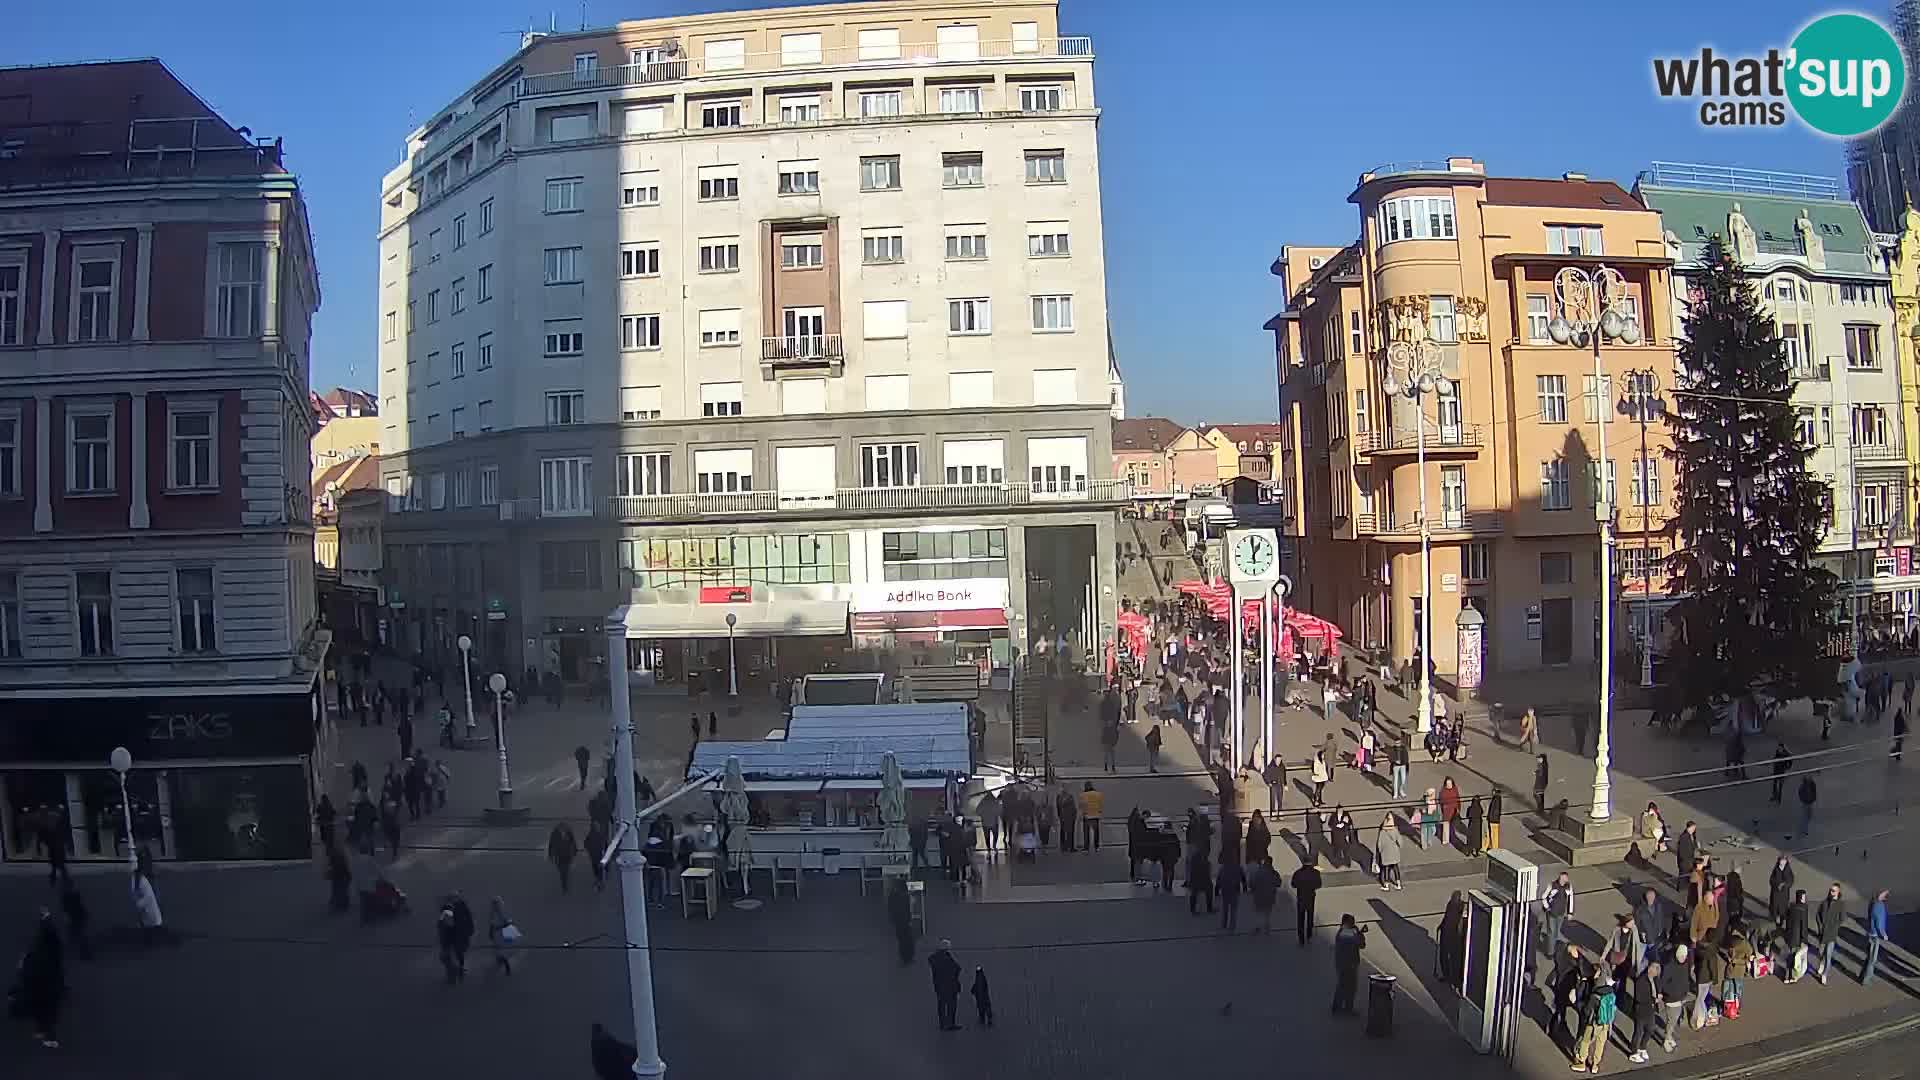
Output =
[{"x1": 10, "y1": 0, "x2": 1855, "y2": 422}]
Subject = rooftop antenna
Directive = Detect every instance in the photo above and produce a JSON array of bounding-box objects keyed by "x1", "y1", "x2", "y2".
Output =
[{"x1": 579, "y1": 1, "x2": 587, "y2": 31}]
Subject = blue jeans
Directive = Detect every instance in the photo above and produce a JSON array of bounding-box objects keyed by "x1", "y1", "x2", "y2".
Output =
[
  {"x1": 1721, "y1": 974, "x2": 1743, "y2": 1003},
  {"x1": 1864, "y1": 938, "x2": 1884, "y2": 985},
  {"x1": 1545, "y1": 914, "x2": 1567, "y2": 955},
  {"x1": 1391, "y1": 764, "x2": 1408, "y2": 798},
  {"x1": 1818, "y1": 940, "x2": 1838, "y2": 978}
]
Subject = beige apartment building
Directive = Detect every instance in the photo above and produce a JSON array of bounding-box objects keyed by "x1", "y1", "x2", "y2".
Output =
[
  {"x1": 1273, "y1": 158, "x2": 1676, "y2": 679},
  {"x1": 375, "y1": 0, "x2": 1123, "y2": 686}
]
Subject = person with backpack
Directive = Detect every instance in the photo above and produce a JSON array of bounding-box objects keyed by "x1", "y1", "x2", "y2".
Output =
[{"x1": 1571, "y1": 967, "x2": 1618, "y2": 1073}]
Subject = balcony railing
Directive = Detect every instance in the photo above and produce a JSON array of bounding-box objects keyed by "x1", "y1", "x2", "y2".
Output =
[
  {"x1": 1355, "y1": 425, "x2": 1483, "y2": 454},
  {"x1": 1353, "y1": 510, "x2": 1504, "y2": 536},
  {"x1": 517, "y1": 36, "x2": 1094, "y2": 98},
  {"x1": 759, "y1": 334, "x2": 845, "y2": 364},
  {"x1": 501, "y1": 479, "x2": 1132, "y2": 522},
  {"x1": 1852, "y1": 436, "x2": 1905, "y2": 460}
]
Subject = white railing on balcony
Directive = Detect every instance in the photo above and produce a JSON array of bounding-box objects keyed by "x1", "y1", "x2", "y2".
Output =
[
  {"x1": 517, "y1": 36, "x2": 1094, "y2": 97},
  {"x1": 498, "y1": 479, "x2": 1130, "y2": 522}
]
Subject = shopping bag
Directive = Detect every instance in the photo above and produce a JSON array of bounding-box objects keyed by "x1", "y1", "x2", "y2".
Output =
[{"x1": 500, "y1": 923, "x2": 522, "y2": 946}]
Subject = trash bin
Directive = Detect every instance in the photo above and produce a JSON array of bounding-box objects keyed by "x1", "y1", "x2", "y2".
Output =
[{"x1": 1366, "y1": 973, "x2": 1396, "y2": 1037}]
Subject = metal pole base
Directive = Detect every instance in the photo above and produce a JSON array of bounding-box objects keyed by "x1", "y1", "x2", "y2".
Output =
[{"x1": 483, "y1": 790, "x2": 530, "y2": 825}]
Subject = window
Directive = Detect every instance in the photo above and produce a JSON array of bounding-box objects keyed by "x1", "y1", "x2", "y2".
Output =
[
  {"x1": 545, "y1": 391, "x2": 586, "y2": 426},
  {"x1": 1374, "y1": 195, "x2": 1457, "y2": 244},
  {"x1": 944, "y1": 438, "x2": 1005, "y2": 484},
  {"x1": 1012, "y1": 21, "x2": 1040, "y2": 52},
  {"x1": 781, "y1": 307, "x2": 825, "y2": 353},
  {"x1": 75, "y1": 571, "x2": 113, "y2": 656},
  {"x1": 478, "y1": 198, "x2": 495, "y2": 234},
  {"x1": 1536, "y1": 374, "x2": 1568, "y2": 423},
  {"x1": 544, "y1": 246, "x2": 584, "y2": 284},
  {"x1": 427, "y1": 229, "x2": 441, "y2": 264},
  {"x1": 861, "y1": 155, "x2": 901, "y2": 191},
  {"x1": 620, "y1": 171, "x2": 661, "y2": 207},
  {"x1": 700, "y1": 101, "x2": 742, "y2": 129},
  {"x1": 949, "y1": 298, "x2": 991, "y2": 334},
  {"x1": 406, "y1": 300, "x2": 416, "y2": 333},
  {"x1": 407, "y1": 241, "x2": 418, "y2": 273},
  {"x1": 950, "y1": 371, "x2": 993, "y2": 408},
  {"x1": 1032, "y1": 368, "x2": 1076, "y2": 405},
  {"x1": 1526, "y1": 295, "x2": 1551, "y2": 342},
  {"x1": 778, "y1": 94, "x2": 821, "y2": 123},
  {"x1": 477, "y1": 263, "x2": 492, "y2": 302},
  {"x1": 617, "y1": 452, "x2": 671, "y2": 497},
  {"x1": 214, "y1": 243, "x2": 265, "y2": 337},
  {"x1": 1540, "y1": 457, "x2": 1571, "y2": 510},
  {"x1": 452, "y1": 214, "x2": 467, "y2": 249},
  {"x1": 936, "y1": 23, "x2": 980, "y2": 60},
  {"x1": 858, "y1": 27, "x2": 901, "y2": 61},
  {"x1": 697, "y1": 165, "x2": 739, "y2": 201},
  {"x1": 67, "y1": 407, "x2": 113, "y2": 493},
  {"x1": 477, "y1": 400, "x2": 494, "y2": 431},
  {"x1": 1846, "y1": 325, "x2": 1880, "y2": 370},
  {"x1": 945, "y1": 230, "x2": 987, "y2": 260},
  {"x1": 73, "y1": 256, "x2": 116, "y2": 342},
  {"x1": 544, "y1": 177, "x2": 584, "y2": 213},
  {"x1": 703, "y1": 38, "x2": 745, "y2": 71},
  {"x1": 0, "y1": 572, "x2": 18, "y2": 657},
  {"x1": 699, "y1": 309, "x2": 741, "y2": 347},
  {"x1": 700, "y1": 381, "x2": 743, "y2": 417},
  {"x1": 1031, "y1": 294, "x2": 1074, "y2": 332},
  {"x1": 1631, "y1": 454, "x2": 1661, "y2": 506},
  {"x1": 781, "y1": 235, "x2": 824, "y2": 268},
  {"x1": 698, "y1": 239, "x2": 741, "y2": 272},
  {"x1": 695, "y1": 448, "x2": 754, "y2": 494},
  {"x1": 1580, "y1": 373, "x2": 1614, "y2": 423},
  {"x1": 1019, "y1": 84, "x2": 1063, "y2": 111},
  {"x1": 943, "y1": 152, "x2": 983, "y2": 188},
  {"x1": 862, "y1": 443, "x2": 920, "y2": 488},
  {"x1": 859, "y1": 91, "x2": 903, "y2": 117},
  {"x1": 0, "y1": 412, "x2": 17, "y2": 496},
  {"x1": 479, "y1": 465, "x2": 499, "y2": 505},
  {"x1": 539, "y1": 541, "x2": 602, "y2": 589},
  {"x1": 451, "y1": 407, "x2": 466, "y2": 437},
  {"x1": 452, "y1": 468, "x2": 472, "y2": 505},
  {"x1": 1796, "y1": 407, "x2": 1818, "y2": 446},
  {"x1": 1853, "y1": 405, "x2": 1890, "y2": 446},
  {"x1": 0, "y1": 260, "x2": 23, "y2": 345},
  {"x1": 1546, "y1": 224, "x2": 1603, "y2": 255},
  {"x1": 778, "y1": 160, "x2": 820, "y2": 195},
  {"x1": 620, "y1": 244, "x2": 660, "y2": 278},
  {"x1": 620, "y1": 386, "x2": 662, "y2": 421},
  {"x1": 1463, "y1": 542, "x2": 1490, "y2": 583},
  {"x1": 426, "y1": 289, "x2": 440, "y2": 323},
  {"x1": 863, "y1": 300, "x2": 907, "y2": 339},
  {"x1": 1620, "y1": 545, "x2": 1665, "y2": 579},
  {"x1": 621, "y1": 104, "x2": 665, "y2": 134},
  {"x1": 382, "y1": 311, "x2": 397, "y2": 343},
  {"x1": 1820, "y1": 405, "x2": 1833, "y2": 445},
  {"x1": 1539, "y1": 552, "x2": 1573, "y2": 585},
  {"x1": 477, "y1": 331, "x2": 493, "y2": 369},
  {"x1": 1860, "y1": 483, "x2": 1891, "y2": 526},
  {"x1": 1349, "y1": 310, "x2": 1364, "y2": 356},
  {"x1": 938, "y1": 87, "x2": 982, "y2": 113},
  {"x1": 176, "y1": 568, "x2": 216, "y2": 654},
  {"x1": 863, "y1": 231, "x2": 904, "y2": 264},
  {"x1": 1353, "y1": 390, "x2": 1369, "y2": 435},
  {"x1": 1027, "y1": 224, "x2": 1070, "y2": 256},
  {"x1": 780, "y1": 32, "x2": 822, "y2": 65},
  {"x1": 540, "y1": 457, "x2": 594, "y2": 516},
  {"x1": 573, "y1": 52, "x2": 599, "y2": 81},
  {"x1": 543, "y1": 320, "x2": 583, "y2": 356},
  {"x1": 1428, "y1": 295, "x2": 1457, "y2": 343},
  {"x1": 866, "y1": 373, "x2": 909, "y2": 410},
  {"x1": 167, "y1": 404, "x2": 216, "y2": 489},
  {"x1": 620, "y1": 314, "x2": 661, "y2": 350},
  {"x1": 1028, "y1": 435, "x2": 1088, "y2": 495},
  {"x1": 1025, "y1": 150, "x2": 1066, "y2": 184},
  {"x1": 1587, "y1": 459, "x2": 1616, "y2": 507},
  {"x1": 781, "y1": 377, "x2": 827, "y2": 414}
]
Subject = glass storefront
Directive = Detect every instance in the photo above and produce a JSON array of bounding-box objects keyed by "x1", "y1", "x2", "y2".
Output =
[
  {"x1": 619, "y1": 533, "x2": 851, "y2": 590},
  {"x1": 0, "y1": 763, "x2": 310, "y2": 864},
  {"x1": 168, "y1": 765, "x2": 310, "y2": 861},
  {"x1": 881, "y1": 528, "x2": 1008, "y2": 581}
]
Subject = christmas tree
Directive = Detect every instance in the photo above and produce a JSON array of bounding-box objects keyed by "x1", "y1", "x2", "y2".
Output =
[{"x1": 1662, "y1": 234, "x2": 1838, "y2": 712}]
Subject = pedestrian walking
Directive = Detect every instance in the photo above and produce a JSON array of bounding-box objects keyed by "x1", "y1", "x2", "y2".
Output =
[
  {"x1": 1056, "y1": 788, "x2": 1077, "y2": 853},
  {"x1": 1310, "y1": 750, "x2": 1330, "y2": 807},
  {"x1": 1375, "y1": 814, "x2": 1403, "y2": 891},
  {"x1": 1487, "y1": 790, "x2": 1504, "y2": 852},
  {"x1": 1291, "y1": 857, "x2": 1323, "y2": 946},
  {"x1": 575, "y1": 745, "x2": 592, "y2": 789},
  {"x1": 1815, "y1": 883, "x2": 1846, "y2": 984},
  {"x1": 971, "y1": 967, "x2": 995, "y2": 1027},
  {"x1": 1628, "y1": 961, "x2": 1658, "y2": 1063},
  {"x1": 1572, "y1": 708, "x2": 1590, "y2": 758},
  {"x1": 314, "y1": 794, "x2": 337, "y2": 853},
  {"x1": 1518, "y1": 706, "x2": 1539, "y2": 754},
  {"x1": 1656, "y1": 949, "x2": 1690, "y2": 1052},
  {"x1": 488, "y1": 897, "x2": 520, "y2": 975},
  {"x1": 1146, "y1": 723, "x2": 1163, "y2": 773},
  {"x1": 380, "y1": 796, "x2": 403, "y2": 858},
  {"x1": 398, "y1": 715, "x2": 414, "y2": 761},
  {"x1": 1770, "y1": 741, "x2": 1792, "y2": 803},
  {"x1": 436, "y1": 899, "x2": 464, "y2": 984},
  {"x1": 432, "y1": 757, "x2": 449, "y2": 810},
  {"x1": 1439, "y1": 777, "x2": 1461, "y2": 847},
  {"x1": 1571, "y1": 968, "x2": 1617, "y2": 1072},
  {"x1": 708, "y1": 711, "x2": 718, "y2": 739},
  {"x1": 1895, "y1": 708, "x2": 1908, "y2": 762},
  {"x1": 928, "y1": 940, "x2": 962, "y2": 1030},
  {"x1": 1331, "y1": 914, "x2": 1367, "y2": 1014},
  {"x1": 1216, "y1": 858, "x2": 1245, "y2": 931},
  {"x1": 13, "y1": 910, "x2": 64, "y2": 1048},
  {"x1": 1390, "y1": 733, "x2": 1409, "y2": 799},
  {"x1": 586, "y1": 819, "x2": 611, "y2": 891},
  {"x1": 1783, "y1": 890, "x2": 1811, "y2": 982},
  {"x1": 1249, "y1": 856, "x2": 1281, "y2": 934},
  {"x1": 1246, "y1": 809, "x2": 1271, "y2": 867},
  {"x1": 1632, "y1": 889, "x2": 1663, "y2": 970},
  {"x1": 548, "y1": 822, "x2": 578, "y2": 893},
  {"x1": 1186, "y1": 843, "x2": 1215, "y2": 916},
  {"x1": 1464, "y1": 795, "x2": 1484, "y2": 855},
  {"x1": 1543, "y1": 871, "x2": 1575, "y2": 956},
  {"x1": 1674, "y1": 821, "x2": 1699, "y2": 890},
  {"x1": 1078, "y1": 782, "x2": 1103, "y2": 851},
  {"x1": 326, "y1": 846, "x2": 352, "y2": 913},
  {"x1": 1864, "y1": 889, "x2": 1891, "y2": 985},
  {"x1": 1263, "y1": 755, "x2": 1285, "y2": 812},
  {"x1": 1534, "y1": 754, "x2": 1550, "y2": 815},
  {"x1": 1439, "y1": 892, "x2": 1468, "y2": 985},
  {"x1": 976, "y1": 791, "x2": 1002, "y2": 853},
  {"x1": 1797, "y1": 773, "x2": 1818, "y2": 837}
]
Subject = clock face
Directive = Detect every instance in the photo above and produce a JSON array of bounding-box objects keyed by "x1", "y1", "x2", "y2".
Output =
[{"x1": 1233, "y1": 533, "x2": 1275, "y2": 578}]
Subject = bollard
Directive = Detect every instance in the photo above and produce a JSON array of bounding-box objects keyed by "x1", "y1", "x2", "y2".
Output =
[{"x1": 1365, "y1": 973, "x2": 1396, "y2": 1037}]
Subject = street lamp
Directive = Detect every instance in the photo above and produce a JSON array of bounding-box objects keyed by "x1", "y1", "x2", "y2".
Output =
[
  {"x1": 109, "y1": 746, "x2": 136, "y2": 870},
  {"x1": 488, "y1": 671, "x2": 516, "y2": 813},
  {"x1": 1383, "y1": 335, "x2": 1449, "y2": 736},
  {"x1": 1546, "y1": 264, "x2": 1641, "y2": 823},
  {"x1": 457, "y1": 634, "x2": 476, "y2": 739},
  {"x1": 724, "y1": 612, "x2": 739, "y2": 698}
]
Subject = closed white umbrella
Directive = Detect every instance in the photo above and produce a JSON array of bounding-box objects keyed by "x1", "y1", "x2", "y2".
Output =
[
  {"x1": 878, "y1": 751, "x2": 908, "y2": 866},
  {"x1": 722, "y1": 755, "x2": 752, "y2": 890}
]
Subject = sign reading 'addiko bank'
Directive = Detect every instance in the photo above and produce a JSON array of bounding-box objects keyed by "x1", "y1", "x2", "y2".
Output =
[{"x1": 852, "y1": 579, "x2": 1009, "y2": 613}]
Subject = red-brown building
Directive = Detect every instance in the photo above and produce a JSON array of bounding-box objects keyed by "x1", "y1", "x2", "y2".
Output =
[{"x1": 0, "y1": 59, "x2": 328, "y2": 864}]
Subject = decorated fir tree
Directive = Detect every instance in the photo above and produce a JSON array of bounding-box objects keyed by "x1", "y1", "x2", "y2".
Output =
[{"x1": 1661, "y1": 235, "x2": 1838, "y2": 710}]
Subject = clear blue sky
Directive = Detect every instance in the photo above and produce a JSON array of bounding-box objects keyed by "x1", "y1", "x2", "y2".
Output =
[{"x1": 11, "y1": 0, "x2": 1854, "y2": 423}]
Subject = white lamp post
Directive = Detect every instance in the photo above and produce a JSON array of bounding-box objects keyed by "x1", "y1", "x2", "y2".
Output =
[
  {"x1": 484, "y1": 671, "x2": 528, "y2": 824},
  {"x1": 1383, "y1": 336, "x2": 1448, "y2": 736},
  {"x1": 607, "y1": 611, "x2": 669, "y2": 1078},
  {"x1": 457, "y1": 634, "x2": 477, "y2": 738},
  {"x1": 724, "y1": 612, "x2": 739, "y2": 698},
  {"x1": 1546, "y1": 264, "x2": 1641, "y2": 824},
  {"x1": 109, "y1": 745, "x2": 136, "y2": 870}
]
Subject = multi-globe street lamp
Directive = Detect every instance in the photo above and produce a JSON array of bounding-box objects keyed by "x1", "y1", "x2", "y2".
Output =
[{"x1": 1382, "y1": 335, "x2": 1448, "y2": 736}]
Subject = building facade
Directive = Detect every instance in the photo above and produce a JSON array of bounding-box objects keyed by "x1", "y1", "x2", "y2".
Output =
[
  {"x1": 0, "y1": 60, "x2": 327, "y2": 865},
  {"x1": 1273, "y1": 158, "x2": 1677, "y2": 679},
  {"x1": 376, "y1": 0, "x2": 1121, "y2": 690},
  {"x1": 1111, "y1": 416, "x2": 1184, "y2": 496}
]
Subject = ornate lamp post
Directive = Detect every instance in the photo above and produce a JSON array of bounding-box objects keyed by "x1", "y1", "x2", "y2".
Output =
[
  {"x1": 1383, "y1": 335, "x2": 1449, "y2": 735},
  {"x1": 457, "y1": 634, "x2": 476, "y2": 739},
  {"x1": 109, "y1": 746, "x2": 136, "y2": 870}
]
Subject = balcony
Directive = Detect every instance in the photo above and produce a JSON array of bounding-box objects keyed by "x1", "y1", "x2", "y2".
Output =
[
  {"x1": 1355, "y1": 424, "x2": 1483, "y2": 456},
  {"x1": 516, "y1": 37, "x2": 1095, "y2": 98},
  {"x1": 759, "y1": 334, "x2": 845, "y2": 377},
  {"x1": 1353, "y1": 510, "x2": 1504, "y2": 538},
  {"x1": 500, "y1": 479, "x2": 1133, "y2": 523},
  {"x1": 1852, "y1": 435, "x2": 1905, "y2": 461}
]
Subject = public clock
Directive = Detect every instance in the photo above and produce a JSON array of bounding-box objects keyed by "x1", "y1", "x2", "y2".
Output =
[{"x1": 1232, "y1": 531, "x2": 1275, "y2": 579}]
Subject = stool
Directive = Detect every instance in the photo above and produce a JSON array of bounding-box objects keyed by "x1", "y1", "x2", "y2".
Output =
[
  {"x1": 772, "y1": 856, "x2": 802, "y2": 897},
  {"x1": 858, "y1": 854, "x2": 886, "y2": 895},
  {"x1": 906, "y1": 880, "x2": 927, "y2": 933},
  {"x1": 690, "y1": 851, "x2": 720, "y2": 872},
  {"x1": 680, "y1": 867, "x2": 718, "y2": 919}
]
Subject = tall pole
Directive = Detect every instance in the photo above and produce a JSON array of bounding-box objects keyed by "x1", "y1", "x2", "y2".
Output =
[
  {"x1": 1843, "y1": 374, "x2": 1862, "y2": 658},
  {"x1": 1417, "y1": 402, "x2": 1433, "y2": 736},
  {"x1": 459, "y1": 635, "x2": 476, "y2": 737},
  {"x1": 1230, "y1": 583, "x2": 1244, "y2": 764},
  {"x1": 492, "y1": 678, "x2": 514, "y2": 809},
  {"x1": 606, "y1": 614, "x2": 668, "y2": 1079},
  {"x1": 1637, "y1": 378, "x2": 1654, "y2": 689},
  {"x1": 1261, "y1": 586, "x2": 1275, "y2": 768},
  {"x1": 726, "y1": 613, "x2": 739, "y2": 698},
  {"x1": 1592, "y1": 329, "x2": 1614, "y2": 822}
]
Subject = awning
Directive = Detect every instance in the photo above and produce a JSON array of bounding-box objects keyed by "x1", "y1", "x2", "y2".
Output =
[
  {"x1": 852, "y1": 609, "x2": 1007, "y2": 634},
  {"x1": 746, "y1": 779, "x2": 826, "y2": 794},
  {"x1": 609, "y1": 599, "x2": 849, "y2": 638},
  {"x1": 823, "y1": 778, "x2": 947, "y2": 792}
]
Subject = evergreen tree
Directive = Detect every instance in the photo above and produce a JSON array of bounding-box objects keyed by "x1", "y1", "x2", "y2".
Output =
[{"x1": 1662, "y1": 234, "x2": 1838, "y2": 712}]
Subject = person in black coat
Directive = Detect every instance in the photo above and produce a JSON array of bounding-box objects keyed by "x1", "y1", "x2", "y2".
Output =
[
  {"x1": 1815, "y1": 884, "x2": 1847, "y2": 983},
  {"x1": 313, "y1": 794, "x2": 337, "y2": 853},
  {"x1": 1629, "y1": 962, "x2": 1659, "y2": 1062},
  {"x1": 1245, "y1": 810, "x2": 1271, "y2": 867},
  {"x1": 1187, "y1": 846, "x2": 1215, "y2": 915},
  {"x1": 928, "y1": 940, "x2": 963, "y2": 1030},
  {"x1": 16, "y1": 911, "x2": 64, "y2": 1047},
  {"x1": 1291, "y1": 857, "x2": 1324, "y2": 946},
  {"x1": 1784, "y1": 890, "x2": 1811, "y2": 982},
  {"x1": 1438, "y1": 891, "x2": 1468, "y2": 985},
  {"x1": 1674, "y1": 822, "x2": 1699, "y2": 891},
  {"x1": 1155, "y1": 828, "x2": 1182, "y2": 892},
  {"x1": 1533, "y1": 755, "x2": 1550, "y2": 815},
  {"x1": 1767, "y1": 856, "x2": 1795, "y2": 927},
  {"x1": 1056, "y1": 789, "x2": 1077, "y2": 853},
  {"x1": 1216, "y1": 859, "x2": 1245, "y2": 932}
]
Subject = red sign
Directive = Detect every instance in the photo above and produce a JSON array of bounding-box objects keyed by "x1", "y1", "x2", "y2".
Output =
[{"x1": 699, "y1": 586, "x2": 752, "y2": 604}]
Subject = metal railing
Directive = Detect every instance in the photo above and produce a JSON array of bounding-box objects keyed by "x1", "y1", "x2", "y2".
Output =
[
  {"x1": 1365, "y1": 160, "x2": 1473, "y2": 179},
  {"x1": 0, "y1": 117, "x2": 284, "y2": 189},
  {"x1": 1353, "y1": 510, "x2": 1504, "y2": 536},
  {"x1": 1852, "y1": 436, "x2": 1905, "y2": 460},
  {"x1": 499, "y1": 480, "x2": 1132, "y2": 523},
  {"x1": 517, "y1": 37, "x2": 1094, "y2": 98},
  {"x1": 1636, "y1": 161, "x2": 1845, "y2": 201},
  {"x1": 759, "y1": 334, "x2": 845, "y2": 364},
  {"x1": 1356, "y1": 425, "x2": 1483, "y2": 454}
]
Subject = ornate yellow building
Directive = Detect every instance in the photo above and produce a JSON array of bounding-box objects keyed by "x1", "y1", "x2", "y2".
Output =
[{"x1": 1894, "y1": 202, "x2": 1920, "y2": 534}]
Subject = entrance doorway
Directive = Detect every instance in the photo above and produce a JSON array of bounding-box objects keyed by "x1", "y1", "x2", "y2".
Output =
[{"x1": 1540, "y1": 597, "x2": 1573, "y2": 666}]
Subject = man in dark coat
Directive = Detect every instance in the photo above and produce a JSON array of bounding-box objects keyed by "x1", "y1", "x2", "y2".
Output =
[
  {"x1": 1331, "y1": 914, "x2": 1367, "y2": 1014},
  {"x1": 928, "y1": 939, "x2": 963, "y2": 1030},
  {"x1": 1248, "y1": 856, "x2": 1282, "y2": 933},
  {"x1": 1784, "y1": 890, "x2": 1811, "y2": 982},
  {"x1": 548, "y1": 823, "x2": 579, "y2": 893},
  {"x1": 1291, "y1": 856, "x2": 1324, "y2": 946},
  {"x1": 1262, "y1": 755, "x2": 1286, "y2": 813},
  {"x1": 1216, "y1": 858, "x2": 1245, "y2": 932},
  {"x1": 17, "y1": 910, "x2": 64, "y2": 1047},
  {"x1": 1815, "y1": 883, "x2": 1846, "y2": 984},
  {"x1": 1770, "y1": 741, "x2": 1793, "y2": 803},
  {"x1": 1055, "y1": 788, "x2": 1077, "y2": 853}
]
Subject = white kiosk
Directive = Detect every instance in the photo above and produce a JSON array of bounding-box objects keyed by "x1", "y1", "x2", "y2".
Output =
[{"x1": 1457, "y1": 849, "x2": 1538, "y2": 1059}]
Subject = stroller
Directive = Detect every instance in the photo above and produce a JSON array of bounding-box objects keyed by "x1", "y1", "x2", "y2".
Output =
[{"x1": 359, "y1": 876, "x2": 411, "y2": 924}]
